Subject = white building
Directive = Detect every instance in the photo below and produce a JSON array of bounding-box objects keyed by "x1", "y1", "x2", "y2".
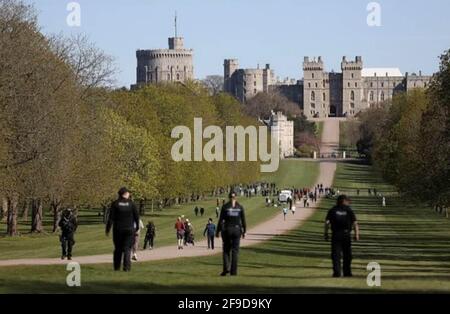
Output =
[{"x1": 263, "y1": 111, "x2": 295, "y2": 159}]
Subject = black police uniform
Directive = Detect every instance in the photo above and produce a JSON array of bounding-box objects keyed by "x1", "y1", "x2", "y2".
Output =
[
  {"x1": 59, "y1": 213, "x2": 77, "y2": 258},
  {"x1": 106, "y1": 197, "x2": 140, "y2": 271},
  {"x1": 216, "y1": 201, "x2": 246, "y2": 275},
  {"x1": 326, "y1": 205, "x2": 357, "y2": 277}
]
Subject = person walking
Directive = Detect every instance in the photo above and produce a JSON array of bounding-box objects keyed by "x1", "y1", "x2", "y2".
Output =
[
  {"x1": 59, "y1": 208, "x2": 77, "y2": 260},
  {"x1": 203, "y1": 218, "x2": 216, "y2": 249},
  {"x1": 143, "y1": 221, "x2": 156, "y2": 249},
  {"x1": 382, "y1": 196, "x2": 386, "y2": 207},
  {"x1": 200, "y1": 207, "x2": 205, "y2": 216},
  {"x1": 282, "y1": 207, "x2": 288, "y2": 221},
  {"x1": 291, "y1": 205, "x2": 296, "y2": 215},
  {"x1": 106, "y1": 187, "x2": 140, "y2": 272},
  {"x1": 215, "y1": 206, "x2": 220, "y2": 218},
  {"x1": 216, "y1": 190, "x2": 246, "y2": 276},
  {"x1": 132, "y1": 218, "x2": 145, "y2": 261},
  {"x1": 194, "y1": 206, "x2": 199, "y2": 216},
  {"x1": 175, "y1": 217, "x2": 185, "y2": 249},
  {"x1": 324, "y1": 195, "x2": 360, "y2": 277}
]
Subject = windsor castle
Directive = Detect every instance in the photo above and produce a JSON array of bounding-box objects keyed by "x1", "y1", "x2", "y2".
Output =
[{"x1": 132, "y1": 31, "x2": 431, "y2": 119}]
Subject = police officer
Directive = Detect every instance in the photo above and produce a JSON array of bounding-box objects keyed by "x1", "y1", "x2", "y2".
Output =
[
  {"x1": 59, "y1": 208, "x2": 77, "y2": 260},
  {"x1": 324, "y1": 195, "x2": 360, "y2": 277},
  {"x1": 106, "y1": 187, "x2": 140, "y2": 272},
  {"x1": 216, "y1": 190, "x2": 246, "y2": 276}
]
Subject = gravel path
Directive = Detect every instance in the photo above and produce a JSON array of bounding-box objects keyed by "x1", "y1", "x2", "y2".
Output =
[{"x1": 0, "y1": 119, "x2": 340, "y2": 267}]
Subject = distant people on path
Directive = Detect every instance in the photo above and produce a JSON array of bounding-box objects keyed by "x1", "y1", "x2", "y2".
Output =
[
  {"x1": 194, "y1": 206, "x2": 199, "y2": 216},
  {"x1": 143, "y1": 221, "x2": 156, "y2": 249},
  {"x1": 382, "y1": 196, "x2": 386, "y2": 207},
  {"x1": 132, "y1": 218, "x2": 145, "y2": 261},
  {"x1": 215, "y1": 206, "x2": 220, "y2": 218},
  {"x1": 175, "y1": 217, "x2": 185, "y2": 250},
  {"x1": 291, "y1": 205, "x2": 296, "y2": 215},
  {"x1": 184, "y1": 219, "x2": 195, "y2": 246},
  {"x1": 324, "y1": 195, "x2": 360, "y2": 278},
  {"x1": 216, "y1": 190, "x2": 246, "y2": 276},
  {"x1": 356, "y1": 189, "x2": 360, "y2": 196},
  {"x1": 106, "y1": 187, "x2": 140, "y2": 272},
  {"x1": 59, "y1": 208, "x2": 77, "y2": 260},
  {"x1": 200, "y1": 207, "x2": 205, "y2": 216},
  {"x1": 282, "y1": 207, "x2": 288, "y2": 220},
  {"x1": 203, "y1": 218, "x2": 216, "y2": 250},
  {"x1": 303, "y1": 195, "x2": 309, "y2": 208}
]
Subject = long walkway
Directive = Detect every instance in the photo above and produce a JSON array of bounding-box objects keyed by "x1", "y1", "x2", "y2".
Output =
[{"x1": 0, "y1": 119, "x2": 340, "y2": 267}]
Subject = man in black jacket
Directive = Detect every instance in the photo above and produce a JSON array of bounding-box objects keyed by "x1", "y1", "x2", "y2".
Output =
[
  {"x1": 59, "y1": 208, "x2": 77, "y2": 260},
  {"x1": 324, "y1": 195, "x2": 360, "y2": 277},
  {"x1": 216, "y1": 190, "x2": 246, "y2": 276},
  {"x1": 106, "y1": 187, "x2": 140, "y2": 272}
]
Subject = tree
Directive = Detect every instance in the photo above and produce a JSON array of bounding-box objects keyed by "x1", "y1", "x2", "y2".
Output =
[
  {"x1": 244, "y1": 91, "x2": 301, "y2": 119},
  {"x1": 202, "y1": 75, "x2": 224, "y2": 95}
]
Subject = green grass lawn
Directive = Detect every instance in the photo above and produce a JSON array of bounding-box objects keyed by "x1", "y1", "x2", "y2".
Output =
[
  {"x1": 0, "y1": 160, "x2": 319, "y2": 260},
  {"x1": 1, "y1": 161, "x2": 449, "y2": 293}
]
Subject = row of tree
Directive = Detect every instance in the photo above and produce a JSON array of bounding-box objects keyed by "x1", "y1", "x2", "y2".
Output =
[
  {"x1": 0, "y1": 0, "x2": 261, "y2": 236},
  {"x1": 357, "y1": 50, "x2": 449, "y2": 211}
]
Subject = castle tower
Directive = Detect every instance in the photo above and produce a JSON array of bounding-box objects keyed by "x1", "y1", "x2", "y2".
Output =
[
  {"x1": 303, "y1": 56, "x2": 328, "y2": 118},
  {"x1": 133, "y1": 15, "x2": 194, "y2": 88},
  {"x1": 341, "y1": 56, "x2": 363, "y2": 117},
  {"x1": 224, "y1": 59, "x2": 239, "y2": 93}
]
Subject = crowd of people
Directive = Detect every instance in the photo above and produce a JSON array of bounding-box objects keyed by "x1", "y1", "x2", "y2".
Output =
[{"x1": 55, "y1": 183, "x2": 387, "y2": 277}]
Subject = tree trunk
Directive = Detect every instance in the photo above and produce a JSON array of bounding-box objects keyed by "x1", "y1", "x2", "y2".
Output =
[
  {"x1": 31, "y1": 199, "x2": 43, "y2": 233},
  {"x1": 51, "y1": 200, "x2": 61, "y2": 233},
  {"x1": 6, "y1": 194, "x2": 19, "y2": 236},
  {"x1": 139, "y1": 199, "x2": 145, "y2": 216},
  {"x1": 22, "y1": 199, "x2": 29, "y2": 221},
  {"x1": 1, "y1": 197, "x2": 7, "y2": 222}
]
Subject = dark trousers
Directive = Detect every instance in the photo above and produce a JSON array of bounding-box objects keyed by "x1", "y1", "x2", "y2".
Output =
[
  {"x1": 222, "y1": 226, "x2": 241, "y2": 275},
  {"x1": 143, "y1": 235, "x2": 154, "y2": 249},
  {"x1": 113, "y1": 229, "x2": 134, "y2": 271},
  {"x1": 331, "y1": 234, "x2": 352, "y2": 276},
  {"x1": 60, "y1": 233, "x2": 75, "y2": 257},
  {"x1": 207, "y1": 235, "x2": 215, "y2": 249}
]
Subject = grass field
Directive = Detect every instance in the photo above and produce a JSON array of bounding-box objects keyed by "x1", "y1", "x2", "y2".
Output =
[
  {"x1": 1, "y1": 161, "x2": 449, "y2": 293},
  {"x1": 0, "y1": 160, "x2": 319, "y2": 260}
]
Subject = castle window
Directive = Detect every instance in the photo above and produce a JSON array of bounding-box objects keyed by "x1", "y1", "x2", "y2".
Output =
[
  {"x1": 254, "y1": 81, "x2": 256, "y2": 87},
  {"x1": 312, "y1": 73, "x2": 315, "y2": 79},
  {"x1": 167, "y1": 74, "x2": 171, "y2": 80},
  {"x1": 308, "y1": 83, "x2": 311, "y2": 88},
  {"x1": 323, "y1": 93, "x2": 326, "y2": 101},
  {"x1": 381, "y1": 91, "x2": 385, "y2": 101},
  {"x1": 355, "y1": 82, "x2": 357, "y2": 87},
  {"x1": 315, "y1": 83, "x2": 318, "y2": 88},
  {"x1": 370, "y1": 82, "x2": 373, "y2": 87},
  {"x1": 254, "y1": 89, "x2": 257, "y2": 94},
  {"x1": 311, "y1": 103, "x2": 315, "y2": 109},
  {"x1": 350, "y1": 90, "x2": 355, "y2": 101},
  {"x1": 350, "y1": 103, "x2": 355, "y2": 109},
  {"x1": 176, "y1": 73, "x2": 180, "y2": 80},
  {"x1": 381, "y1": 82, "x2": 384, "y2": 87},
  {"x1": 351, "y1": 73, "x2": 354, "y2": 78},
  {"x1": 311, "y1": 91, "x2": 316, "y2": 101},
  {"x1": 348, "y1": 82, "x2": 350, "y2": 87},
  {"x1": 370, "y1": 91, "x2": 374, "y2": 101}
]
